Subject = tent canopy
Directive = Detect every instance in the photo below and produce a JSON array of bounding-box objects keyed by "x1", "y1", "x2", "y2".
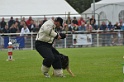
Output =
[
  {"x1": 95, "y1": 0, "x2": 124, "y2": 4},
  {"x1": 82, "y1": 0, "x2": 124, "y2": 24},
  {"x1": 92, "y1": 0, "x2": 124, "y2": 11},
  {"x1": 0, "y1": 0, "x2": 80, "y2": 18}
]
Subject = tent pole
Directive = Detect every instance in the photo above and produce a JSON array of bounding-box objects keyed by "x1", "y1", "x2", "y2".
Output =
[{"x1": 93, "y1": 0, "x2": 95, "y2": 17}]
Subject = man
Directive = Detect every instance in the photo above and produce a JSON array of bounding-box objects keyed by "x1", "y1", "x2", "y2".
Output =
[{"x1": 35, "y1": 17, "x2": 66, "y2": 77}]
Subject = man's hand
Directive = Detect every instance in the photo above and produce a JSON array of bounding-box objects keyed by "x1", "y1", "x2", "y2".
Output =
[
  {"x1": 57, "y1": 34, "x2": 62, "y2": 40},
  {"x1": 59, "y1": 33, "x2": 66, "y2": 39},
  {"x1": 57, "y1": 33, "x2": 67, "y2": 40}
]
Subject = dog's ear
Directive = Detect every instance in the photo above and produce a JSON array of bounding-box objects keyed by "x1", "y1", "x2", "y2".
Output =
[{"x1": 60, "y1": 54, "x2": 69, "y2": 69}]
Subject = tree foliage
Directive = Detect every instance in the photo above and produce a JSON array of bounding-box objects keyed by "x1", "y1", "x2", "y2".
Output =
[{"x1": 66, "y1": 0, "x2": 101, "y2": 13}]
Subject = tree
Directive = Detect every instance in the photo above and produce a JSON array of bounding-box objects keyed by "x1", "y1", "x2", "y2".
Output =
[{"x1": 66, "y1": 0, "x2": 101, "y2": 13}]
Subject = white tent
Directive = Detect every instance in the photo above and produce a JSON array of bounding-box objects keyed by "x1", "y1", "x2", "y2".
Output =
[
  {"x1": 83, "y1": 0, "x2": 124, "y2": 24},
  {"x1": 0, "y1": 0, "x2": 80, "y2": 19}
]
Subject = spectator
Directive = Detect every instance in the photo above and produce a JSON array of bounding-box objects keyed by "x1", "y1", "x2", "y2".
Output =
[
  {"x1": 20, "y1": 23, "x2": 30, "y2": 36},
  {"x1": 78, "y1": 17, "x2": 85, "y2": 26},
  {"x1": 66, "y1": 16, "x2": 72, "y2": 26},
  {"x1": 106, "y1": 22, "x2": 114, "y2": 46},
  {"x1": 68, "y1": 23, "x2": 73, "y2": 31},
  {"x1": 114, "y1": 22, "x2": 121, "y2": 30},
  {"x1": 99, "y1": 21, "x2": 109, "y2": 46},
  {"x1": 9, "y1": 22, "x2": 19, "y2": 33},
  {"x1": 3, "y1": 25, "x2": 10, "y2": 33},
  {"x1": 38, "y1": 20, "x2": 43, "y2": 28},
  {"x1": 90, "y1": 15, "x2": 96, "y2": 25},
  {"x1": 90, "y1": 15, "x2": 96, "y2": 30},
  {"x1": 26, "y1": 16, "x2": 32, "y2": 26},
  {"x1": 107, "y1": 22, "x2": 114, "y2": 30},
  {"x1": 100, "y1": 21, "x2": 108, "y2": 31},
  {"x1": 119, "y1": 20, "x2": 124, "y2": 31},
  {"x1": 85, "y1": 22, "x2": 93, "y2": 32},
  {"x1": 111, "y1": 22, "x2": 120, "y2": 46},
  {"x1": 72, "y1": 24, "x2": 79, "y2": 33},
  {"x1": 119, "y1": 20, "x2": 124, "y2": 45},
  {"x1": 63, "y1": 23, "x2": 68, "y2": 31},
  {"x1": 42, "y1": 16, "x2": 47, "y2": 24},
  {"x1": 78, "y1": 22, "x2": 86, "y2": 31},
  {"x1": 8, "y1": 17, "x2": 15, "y2": 28},
  {"x1": 33, "y1": 25, "x2": 39, "y2": 32},
  {"x1": 19, "y1": 20, "x2": 25, "y2": 32},
  {"x1": 15, "y1": 18, "x2": 20, "y2": 27},
  {"x1": 121, "y1": 25, "x2": 124, "y2": 30},
  {"x1": 85, "y1": 17, "x2": 90, "y2": 24},
  {"x1": 21, "y1": 17, "x2": 27, "y2": 26},
  {"x1": 22, "y1": 17, "x2": 26, "y2": 22},
  {"x1": 15, "y1": 22, "x2": 20, "y2": 33},
  {"x1": 72, "y1": 17, "x2": 78, "y2": 25},
  {"x1": 90, "y1": 19, "x2": 97, "y2": 46},
  {"x1": 68, "y1": 23, "x2": 74, "y2": 32},
  {"x1": 28, "y1": 20, "x2": 36, "y2": 32},
  {"x1": 0, "y1": 17, "x2": 6, "y2": 31},
  {"x1": 90, "y1": 19, "x2": 98, "y2": 30}
]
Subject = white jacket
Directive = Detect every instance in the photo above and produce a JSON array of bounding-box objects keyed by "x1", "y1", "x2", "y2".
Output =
[
  {"x1": 20, "y1": 27, "x2": 30, "y2": 36},
  {"x1": 35, "y1": 19, "x2": 57, "y2": 44}
]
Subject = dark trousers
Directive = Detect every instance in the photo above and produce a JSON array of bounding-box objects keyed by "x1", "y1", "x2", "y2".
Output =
[{"x1": 35, "y1": 40, "x2": 62, "y2": 69}]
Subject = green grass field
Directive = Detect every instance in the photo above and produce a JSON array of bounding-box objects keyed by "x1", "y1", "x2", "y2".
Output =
[{"x1": 0, "y1": 46, "x2": 124, "y2": 82}]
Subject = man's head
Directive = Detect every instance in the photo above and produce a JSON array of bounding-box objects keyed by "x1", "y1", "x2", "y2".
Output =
[{"x1": 54, "y1": 17, "x2": 63, "y2": 27}]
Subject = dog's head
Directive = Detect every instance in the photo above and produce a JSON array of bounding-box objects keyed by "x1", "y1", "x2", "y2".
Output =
[{"x1": 60, "y1": 54, "x2": 69, "y2": 69}]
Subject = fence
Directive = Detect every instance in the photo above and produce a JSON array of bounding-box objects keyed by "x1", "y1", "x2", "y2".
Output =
[{"x1": 0, "y1": 30, "x2": 123, "y2": 50}]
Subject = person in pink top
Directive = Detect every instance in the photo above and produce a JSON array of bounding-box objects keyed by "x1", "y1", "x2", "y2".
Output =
[{"x1": 85, "y1": 22, "x2": 93, "y2": 32}]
